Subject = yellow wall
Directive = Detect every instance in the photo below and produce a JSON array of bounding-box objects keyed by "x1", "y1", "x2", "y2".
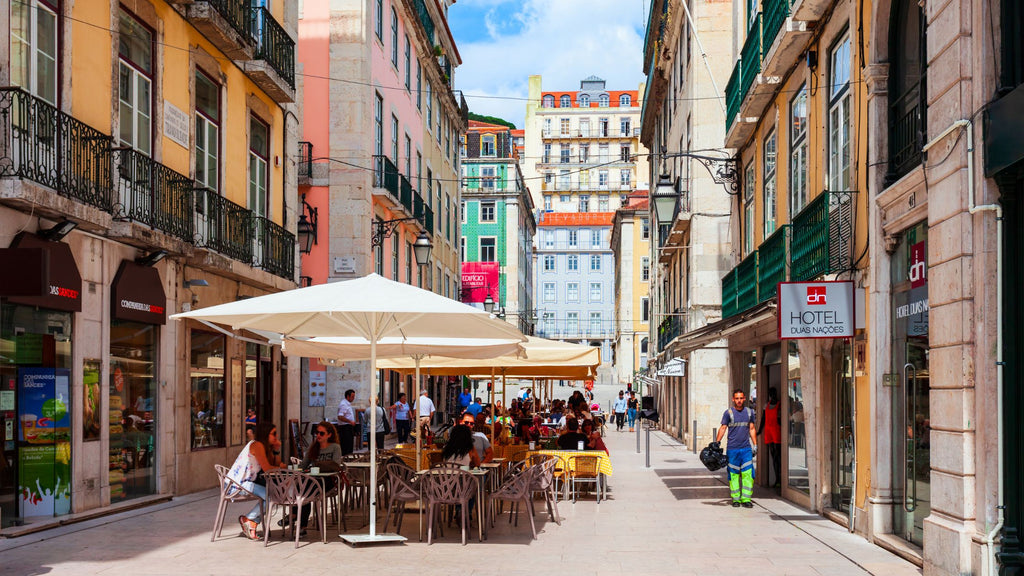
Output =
[{"x1": 69, "y1": 0, "x2": 286, "y2": 224}]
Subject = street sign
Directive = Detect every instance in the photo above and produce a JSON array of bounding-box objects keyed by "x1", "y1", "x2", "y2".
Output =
[{"x1": 778, "y1": 280, "x2": 855, "y2": 340}]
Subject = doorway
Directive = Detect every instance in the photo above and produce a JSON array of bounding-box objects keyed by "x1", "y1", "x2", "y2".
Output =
[
  {"x1": 831, "y1": 339, "x2": 854, "y2": 512},
  {"x1": 891, "y1": 221, "x2": 930, "y2": 546}
]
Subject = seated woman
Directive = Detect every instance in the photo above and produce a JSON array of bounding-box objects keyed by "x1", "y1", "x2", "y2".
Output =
[
  {"x1": 557, "y1": 418, "x2": 589, "y2": 450},
  {"x1": 282, "y1": 421, "x2": 343, "y2": 532},
  {"x1": 228, "y1": 422, "x2": 284, "y2": 540},
  {"x1": 442, "y1": 424, "x2": 482, "y2": 467},
  {"x1": 581, "y1": 420, "x2": 609, "y2": 454}
]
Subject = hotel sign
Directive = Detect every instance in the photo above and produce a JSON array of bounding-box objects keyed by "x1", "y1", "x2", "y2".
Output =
[{"x1": 778, "y1": 281, "x2": 855, "y2": 340}]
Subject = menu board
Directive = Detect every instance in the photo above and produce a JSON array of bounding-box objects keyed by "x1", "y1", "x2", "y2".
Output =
[{"x1": 309, "y1": 371, "x2": 326, "y2": 407}]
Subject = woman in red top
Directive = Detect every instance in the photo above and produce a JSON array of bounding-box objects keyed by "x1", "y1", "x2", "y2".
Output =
[{"x1": 757, "y1": 387, "x2": 782, "y2": 487}]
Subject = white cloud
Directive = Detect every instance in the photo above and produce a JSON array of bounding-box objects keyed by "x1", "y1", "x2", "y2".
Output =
[{"x1": 451, "y1": 0, "x2": 648, "y2": 128}]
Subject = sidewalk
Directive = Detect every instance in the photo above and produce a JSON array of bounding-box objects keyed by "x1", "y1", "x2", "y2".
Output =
[{"x1": 0, "y1": 425, "x2": 921, "y2": 576}]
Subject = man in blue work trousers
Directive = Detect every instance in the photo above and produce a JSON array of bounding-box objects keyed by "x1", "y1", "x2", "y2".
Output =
[{"x1": 715, "y1": 389, "x2": 758, "y2": 508}]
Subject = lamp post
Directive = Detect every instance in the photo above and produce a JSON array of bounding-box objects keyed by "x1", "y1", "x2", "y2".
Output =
[
  {"x1": 297, "y1": 194, "x2": 318, "y2": 254},
  {"x1": 412, "y1": 231, "x2": 432, "y2": 288},
  {"x1": 651, "y1": 174, "x2": 679, "y2": 227}
]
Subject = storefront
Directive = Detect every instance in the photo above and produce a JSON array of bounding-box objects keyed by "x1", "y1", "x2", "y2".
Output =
[
  {"x1": 108, "y1": 261, "x2": 165, "y2": 501},
  {"x1": 0, "y1": 232, "x2": 80, "y2": 527}
]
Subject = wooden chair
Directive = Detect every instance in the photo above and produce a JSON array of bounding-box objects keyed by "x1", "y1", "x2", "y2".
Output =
[
  {"x1": 421, "y1": 468, "x2": 477, "y2": 545},
  {"x1": 567, "y1": 454, "x2": 602, "y2": 503},
  {"x1": 263, "y1": 470, "x2": 325, "y2": 548},
  {"x1": 489, "y1": 466, "x2": 538, "y2": 539},
  {"x1": 210, "y1": 464, "x2": 263, "y2": 541}
]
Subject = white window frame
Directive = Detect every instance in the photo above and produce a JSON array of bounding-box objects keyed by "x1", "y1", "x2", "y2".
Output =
[
  {"x1": 764, "y1": 129, "x2": 777, "y2": 236},
  {"x1": 248, "y1": 115, "x2": 270, "y2": 218},
  {"x1": 543, "y1": 255, "x2": 556, "y2": 271},
  {"x1": 590, "y1": 254, "x2": 601, "y2": 271},
  {"x1": 567, "y1": 254, "x2": 579, "y2": 271},
  {"x1": 543, "y1": 282, "x2": 556, "y2": 302},
  {"x1": 790, "y1": 85, "x2": 809, "y2": 215},
  {"x1": 590, "y1": 282, "x2": 601, "y2": 302},
  {"x1": 12, "y1": 0, "x2": 58, "y2": 105},
  {"x1": 194, "y1": 71, "x2": 220, "y2": 192},
  {"x1": 828, "y1": 35, "x2": 852, "y2": 191},
  {"x1": 479, "y1": 236, "x2": 496, "y2": 262},
  {"x1": 481, "y1": 134, "x2": 496, "y2": 157},
  {"x1": 641, "y1": 257, "x2": 650, "y2": 281},
  {"x1": 567, "y1": 282, "x2": 579, "y2": 302},
  {"x1": 480, "y1": 201, "x2": 496, "y2": 222},
  {"x1": 118, "y1": 11, "x2": 153, "y2": 156}
]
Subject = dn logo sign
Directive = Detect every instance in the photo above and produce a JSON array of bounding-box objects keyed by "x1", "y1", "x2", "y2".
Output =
[
  {"x1": 909, "y1": 241, "x2": 926, "y2": 289},
  {"x1": 806, "y1": 286, "x2": 827, "y2": 305}
]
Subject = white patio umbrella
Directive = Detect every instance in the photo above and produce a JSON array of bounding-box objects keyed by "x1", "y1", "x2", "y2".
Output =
[{"x1": 171, "y1": 273, "x2": 525, "y2": 544}]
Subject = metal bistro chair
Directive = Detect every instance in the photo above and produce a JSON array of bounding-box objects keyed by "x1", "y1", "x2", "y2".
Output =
[
  {"x1": 489, "y1": 465, "x2": 538, "y2": 539},
  {"x1": 263, "y1": 469, "x2": 325, "y2": 548},
  {"x1": 526, "y1": 454, "x2": 561, "y2": 525},
  {"x1": 567, "y1": 454, "x2": 602, "y2": 503},
  {"x1": 383, "y1": 462, "x2": 421, "y2": 535},
  {"x1": 211, "y1": 464, "x2": 263, "y2": 541},
  {"x1": 421, "y1": 468, "x2": 477, "y2": 545}
]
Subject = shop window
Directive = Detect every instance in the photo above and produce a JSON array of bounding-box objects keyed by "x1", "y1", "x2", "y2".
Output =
[
  {"x1": 109, "y1": 320, "x2": 157, "y2": 501},
  {"x1": 190, "y1": 330, "x2": 226, "y2": 450},
  {"x1": 788, "y1": 342, "x2": 808, "y2": 493}
]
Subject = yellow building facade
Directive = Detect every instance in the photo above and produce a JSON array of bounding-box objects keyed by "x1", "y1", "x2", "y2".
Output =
[{"x1": 611, "y1": 194, "x2": 651, "y2": 387}]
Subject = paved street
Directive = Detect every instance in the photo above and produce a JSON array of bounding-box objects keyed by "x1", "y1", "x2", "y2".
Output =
[{"x1": 0, "y1": 398, "x2": 920, "y2": 576}]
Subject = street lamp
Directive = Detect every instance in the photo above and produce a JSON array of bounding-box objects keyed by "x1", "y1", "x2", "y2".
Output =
[
  {"x1": 483, "y1": 294, "x2": 495, "y2": 314},
  {"x1": 297, "y1": 194, "x2": 318, "y2": 254},
  {"x1": 412, "y1": 232, "x2": 432, "y2": 266},
  {"x1": 651, "y1": 174, "x2": 679, "y2": 227}
]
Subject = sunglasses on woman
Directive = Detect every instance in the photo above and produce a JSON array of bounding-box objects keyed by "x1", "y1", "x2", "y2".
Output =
[{"x1": 316, "y1": 430, "x2": 328, "y2": 437}]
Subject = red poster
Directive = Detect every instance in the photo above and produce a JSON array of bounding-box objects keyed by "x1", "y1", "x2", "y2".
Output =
[{"x1": 460, "y1": 262, "x2": 500, "y2": 303}]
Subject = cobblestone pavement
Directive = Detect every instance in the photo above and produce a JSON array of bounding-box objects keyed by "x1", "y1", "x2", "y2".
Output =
[{"x1": 0, "y1": 389, "x2": 920, "y2": 576}]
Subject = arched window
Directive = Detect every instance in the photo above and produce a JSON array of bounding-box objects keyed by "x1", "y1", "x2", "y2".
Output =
[
  {"x1": 599, "y1": 94, "x2": 610, "y2": 107},
  {"x1": 559, "y1": 95, "x2": 571, "y2": 107},
  {"x1": 578, "y1": 94, "x2": 590, "y2": 107},
  {"x1": 542, "y1": 94, "x2": 554, "y2": 108},
  {"x1": 619, "y1": 94, "x2": 631, "y2": 106},
  {"x1": 640, "y1": 338, "x2": 648, "y2": 354}
]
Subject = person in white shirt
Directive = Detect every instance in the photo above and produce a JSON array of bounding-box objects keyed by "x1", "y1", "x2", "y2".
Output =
[
  {"x1": 414, "y1": 389, "x2": 435, "y2": 429},
  {"x1": 336, "y1": 389, "x2": 356, "y2": 454}
]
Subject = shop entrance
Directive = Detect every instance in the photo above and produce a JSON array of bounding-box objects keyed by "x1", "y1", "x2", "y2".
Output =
[
  {"x1": 891, "y1": 221, "x2": 930, "y2": 546},
  {"x1": 830, "y1": 340, "x2": 854, "y2": 512},
  {"x1": 245, "y1": 343, "x2": 273, "y2": 432}
]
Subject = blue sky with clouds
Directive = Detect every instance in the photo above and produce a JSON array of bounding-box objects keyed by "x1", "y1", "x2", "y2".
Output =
[{"x1": 448, "y1": 0, "x2": 649, "y2": 128}]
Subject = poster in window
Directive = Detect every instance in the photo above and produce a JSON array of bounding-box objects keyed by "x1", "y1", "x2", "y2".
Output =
[
  {"x1": 231, "y1": 358, "x2": 243, "y2": 446},
  {"x1": 83, "y1": 359, "x2": 101, "y2": 441},
  {"x1": 309, "y1": 371, "x2": 326, "y2": 407}
]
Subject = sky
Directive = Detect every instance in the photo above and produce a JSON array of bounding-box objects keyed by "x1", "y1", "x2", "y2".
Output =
[{"x1": 447, "y1": 0, "x2": 649, "y2": 129}]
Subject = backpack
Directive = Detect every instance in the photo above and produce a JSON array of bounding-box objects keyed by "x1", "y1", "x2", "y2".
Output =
[{"x1": 727, "y1": 407, "x2": 754, "y2": 426}]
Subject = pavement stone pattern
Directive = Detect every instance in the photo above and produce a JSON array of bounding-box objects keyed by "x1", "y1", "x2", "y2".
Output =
[{"x1": 0, "y1": 383, "x2": 921, "y2": 576}]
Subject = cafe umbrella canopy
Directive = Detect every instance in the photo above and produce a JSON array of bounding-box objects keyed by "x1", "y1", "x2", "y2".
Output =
[{"x1": 171, "y1": 273, "x2": 526, "y2": 544}]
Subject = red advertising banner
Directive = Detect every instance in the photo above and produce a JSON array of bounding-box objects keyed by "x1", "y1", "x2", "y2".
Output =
[{"x1": 460, "y1": 262, "x2": 500, "y2": 303}]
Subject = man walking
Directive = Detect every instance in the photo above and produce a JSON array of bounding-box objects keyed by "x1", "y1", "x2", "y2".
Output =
[
  {"x1": 457, "y1": 386, "x2": 472, "y2": 414},
  {"x1": 336, "y1": 388, "x2": 356, "y2": 455},
  {"x1": 613, "y1": 390, "x2": 628, "y2": 431},
  {"x1": 414, "y1": 389, "x2": 435, "y2": 430},
  {"x1": 716, "y1": 389, "x2": 758, "y2": 507}
]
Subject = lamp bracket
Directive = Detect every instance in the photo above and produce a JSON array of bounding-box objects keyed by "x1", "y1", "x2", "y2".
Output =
[
  {"x1": 371, "y1": 218, "x2": 418, "y2": 248},
  {"x1": 661, "y1": 152, "x2": 739, "y2": 195}
]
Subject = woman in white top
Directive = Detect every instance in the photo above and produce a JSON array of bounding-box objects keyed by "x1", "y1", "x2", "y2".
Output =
[{"x1": 227, "y1": 422, "x2": 283, "y2": 540}]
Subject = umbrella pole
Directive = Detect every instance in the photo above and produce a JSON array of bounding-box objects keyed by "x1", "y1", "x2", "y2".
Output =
[
  {"x1": 414, "y1": 357, "x2": 422, "y2": 471},
  {"x1": 490, "y1": 367, "x2": 496, "y2": 446},
  {"x1": 369, "y1": 336, "x2": 377, "y2": 536}
]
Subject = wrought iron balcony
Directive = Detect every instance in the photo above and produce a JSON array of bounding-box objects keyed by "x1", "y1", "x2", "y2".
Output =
[
  {"x1": 739, "y1": 13, "x2": 763, "y2": 115},
  {"x1": 887, "y1": 82, "x2": 925, "y2": 184},
  {"x1": 0, "y1": 87, "x2": 113, "y2": 211},
  {"x1": 251, "y1": 6, "x2": 295, "y2": 88},
  {"x1": 762, "y1": 0, "x2": 789, "y2": 61},
  {"x1": 298, "y1": 141, "x2": 312, "y2": 179},
  {"x1": 791, "y1": 190, "x2": 855, "y2": 281},
  {"x1": 194, "y1": 186, "x2": 254, "y2": 264},
  {"x1": 373, "y1": 155, "x2": 401, "y2": 197},
  {"x1": 722, "y1": 267, "x2": 738, "y2": 319},
  {"x1": 187, "y1": 0, "x2": 254, "y2": 60},
  {"x1": 114, "y1": 148, "x2": 195, "y2": 243},
  {"x1": 757, "y1": 224, "x2": 789, "y2": 303},
  {"x1": 658, "y1": 312, "x2": 682, "y2": 352},
  {"x1": 252, "y1": 215, "x2": 295, "y2": 278}
]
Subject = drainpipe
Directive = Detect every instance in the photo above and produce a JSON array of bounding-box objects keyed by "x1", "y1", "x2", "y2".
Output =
[{"x1": 922, "y1": 119, "x2": 1004, "y2": 575}]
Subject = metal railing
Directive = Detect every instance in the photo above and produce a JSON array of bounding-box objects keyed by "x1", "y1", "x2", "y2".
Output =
[
  {"x1": 757, "y1": 224, "x2": 789, "y2": 303},
  {"x1": 399, "y1": 173, "x2": 414, "y2": 213},
  {"x1": 298, "y1": 141, "x2": 312, "y2": 178},
  {"x1": 739, "y1": 13, "x2": 762, "y2": 111},
  {"x1": 373, "y1": 155, "x2": 400, "y2": 197},
  {"x1": 0, "y1": 87, "x2": 113, "y2": 211},
  {"x1": 194, "y1": 186, "x2": 253, "y2": 263},
  {"x1": 791, "y1": 190, "x2": 856, "y2": 281},
  {"x1": 887, "y1": 82, "x2": 924, "y2": 183},
  {"x1": 114, "y1": 148, "x2": 195, "y2": 243},
  {"x1": 251, "y1": 215, "x2": 294, "y2": 278},
  {"x1": 208, "y1": 0, "x2": 252, "y2": 39},
  {"x1": 251, "y1": 7, "x2": 295, "y2": 88},
  {"x1": 736, "y1": 251, "x2": 759, "y2": 313},
  {"x1": 658, "y1": 312, "x2": 682, "y2": 352},
  {"x1": 762, "y1": 0, "x2": 790, "y2": 57},
  {"x1": 722, "y1": 267, "x2": 738, "y2": 318}
]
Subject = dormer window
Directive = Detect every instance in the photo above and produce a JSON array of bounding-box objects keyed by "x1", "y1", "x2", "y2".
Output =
[
  {"x1": 619, "y1": 94, "x2": 631, "y2": 106},
  {"x1": 578, "y1": 94, "x2": 590, "y2": 107},
  {"x1": 559, "y1": 95, "x2": 571, "y2": 107},
  {"x1": 599, "y1": 94, "x2": 610, "y2": 107},
  {"x1": 542, "y1": 94, "x2": 554, "y2": 108}
]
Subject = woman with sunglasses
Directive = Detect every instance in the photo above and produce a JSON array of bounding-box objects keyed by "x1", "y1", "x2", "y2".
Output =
[
  {"x1": 231, "y1": 422, "x2": 284, "y2": 540},
  {"x1": 281, "y1": 421, "x2": 343, "y2": 534}
]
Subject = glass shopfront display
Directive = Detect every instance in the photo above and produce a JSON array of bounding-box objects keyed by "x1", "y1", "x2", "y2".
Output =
[
  {"x1": 0, "y1": 303, "x2": 73, "y2": 526},
  {"x1": 108, "y1": 320, "x2": 156, "y2": 501},
  {"x1": 891, "y1": 221, "x2": 930, "y2": 546},
  {"x1": 831, "y1": 340, "x2": 854, "y2": 511},
  {"x1": 191, "y1": 330, "x2": 226, "y2": 449},
  {"x1": 787, "y1": 342, "x2": 808, "y2": 493}
]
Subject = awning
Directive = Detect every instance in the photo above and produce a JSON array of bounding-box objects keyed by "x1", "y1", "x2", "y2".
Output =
[
  {"x1": 668, "y1": 302, "x2": 775, "y2": 354},
  {"x1": 111, "y1": 261, "x2": 166, "y2": 324},
  {"x1": 7, "y1": 232, "x2": 82, "y2": 312}
]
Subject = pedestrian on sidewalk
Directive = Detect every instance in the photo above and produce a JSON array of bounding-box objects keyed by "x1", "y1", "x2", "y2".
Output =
[
  {"x1": 415, "y1": 389, "x2": 435, "y2": 429},
  {"x1": 757, "y1": 387, "x2": 782, "y2": 488},
  {"x1": 613, "y1": 390, "x2": 628, "y2": 431},
  {"x1": 716, "y1": 389, "x2": 758, "y2": 508},
  {"x1": 457, "y1": 386, "x2": 473, "y2": 414},
  {"x1": 336, "y1": 389, "x2": 356, "y2": 455},
  {"x1": 391, "y1": 393, "x2": 411, "y2": 444},
  {"x1": 627, "y1": 391, "x2": 639, "y2": 432}
]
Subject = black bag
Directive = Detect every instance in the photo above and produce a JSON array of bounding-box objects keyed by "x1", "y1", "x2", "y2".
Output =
[
  {"x1": 700, "y1": 441, "x2": 728, "y2": 472},
  {"x1": 381, "y1": 407, "x2": 391, "y2": 435}
]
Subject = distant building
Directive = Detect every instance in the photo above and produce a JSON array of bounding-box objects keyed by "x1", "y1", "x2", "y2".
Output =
[
  {"x1": 460, "y1": 122, "x2": 536, "y2": 334},
  {"x1": 611, "y1": 192, "x2": 651, "y2": 386}
]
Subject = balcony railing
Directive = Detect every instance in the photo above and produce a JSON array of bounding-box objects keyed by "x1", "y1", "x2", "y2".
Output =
[
  {"x1": 658, "y1": 312, "x2": 682, "y2": 352},
  {"x1": 251, "y1": 215, "x2": 294, "y2": 278},
  {"x1": 114, "y1": 148, "x2": 195, "y2": 243},
  {"x1": 0, "y1": 87, "x2": 113, "y2": 211},
  {"x1": 209, "y1": 0, "x2": 252, "y2": 39},
  {"x1": 887, "y1": 82, "x2": 924, "y2": 184},
  {"x1": 412, "y1": 0, "x2": 435, "y2": 43},
  {"x1": 739, "y1": 13, "x2": 762, "y2": 110},
  {"x1": 251, "y1": 7, "x2": 295, "y2": 88},
  {"x1": 298, "y1": 141, "x2": 312, "y2": 178},
  {"x1": 762, "y1": 0, "x2": 790, "y2": 57},
  {"x1": 736, "y1": 251, "x2": 759, "y2": 313},
  {"x1": 757, "y1": 225, "x2": 789, "y2": 303},
  {"x1": 791, "y1": 190, "x2": 855, "y2": 281},
  {"x1": 373, "y1": 155, "x2": 401, "y2": 197},
  {"x1": 725, "y1": 64, "x2": 742, "y2": 133},
  {"x1": 194, "y1": 186, "x2": 253, "y2": 263}
]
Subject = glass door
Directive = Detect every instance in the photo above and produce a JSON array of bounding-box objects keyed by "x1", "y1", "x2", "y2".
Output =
[
  {"x1": 891, "y1": 222, "x2": 930, "y2": 546},
  {"x1": 831, "y1": 340, "x2": 854, "y2": 511}
]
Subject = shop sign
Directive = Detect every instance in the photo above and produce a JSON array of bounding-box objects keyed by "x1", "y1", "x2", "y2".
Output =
[
  {"x1": 460, "y1": 261, "x2": 500, "y2": 303},
  {"x1": 778, "y1": 281, "x2": 855, "y2": 339},
  {"x1": 111, "y1": 261, "x2": 166, "y2": 324},
  {"x1": 657, "y1": 357, "x2": 686, "y2": 377},
  {"x1": 7, "y1": 233, "x2": 82, "y2": 312}
]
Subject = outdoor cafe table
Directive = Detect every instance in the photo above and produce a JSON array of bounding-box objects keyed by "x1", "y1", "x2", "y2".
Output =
[
  {"x1": 417, "y1": 467, "x2": 491, "y2": 542},
  {"x1": 528, "y1": 450, "x2": 613, "y2": 498}
]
